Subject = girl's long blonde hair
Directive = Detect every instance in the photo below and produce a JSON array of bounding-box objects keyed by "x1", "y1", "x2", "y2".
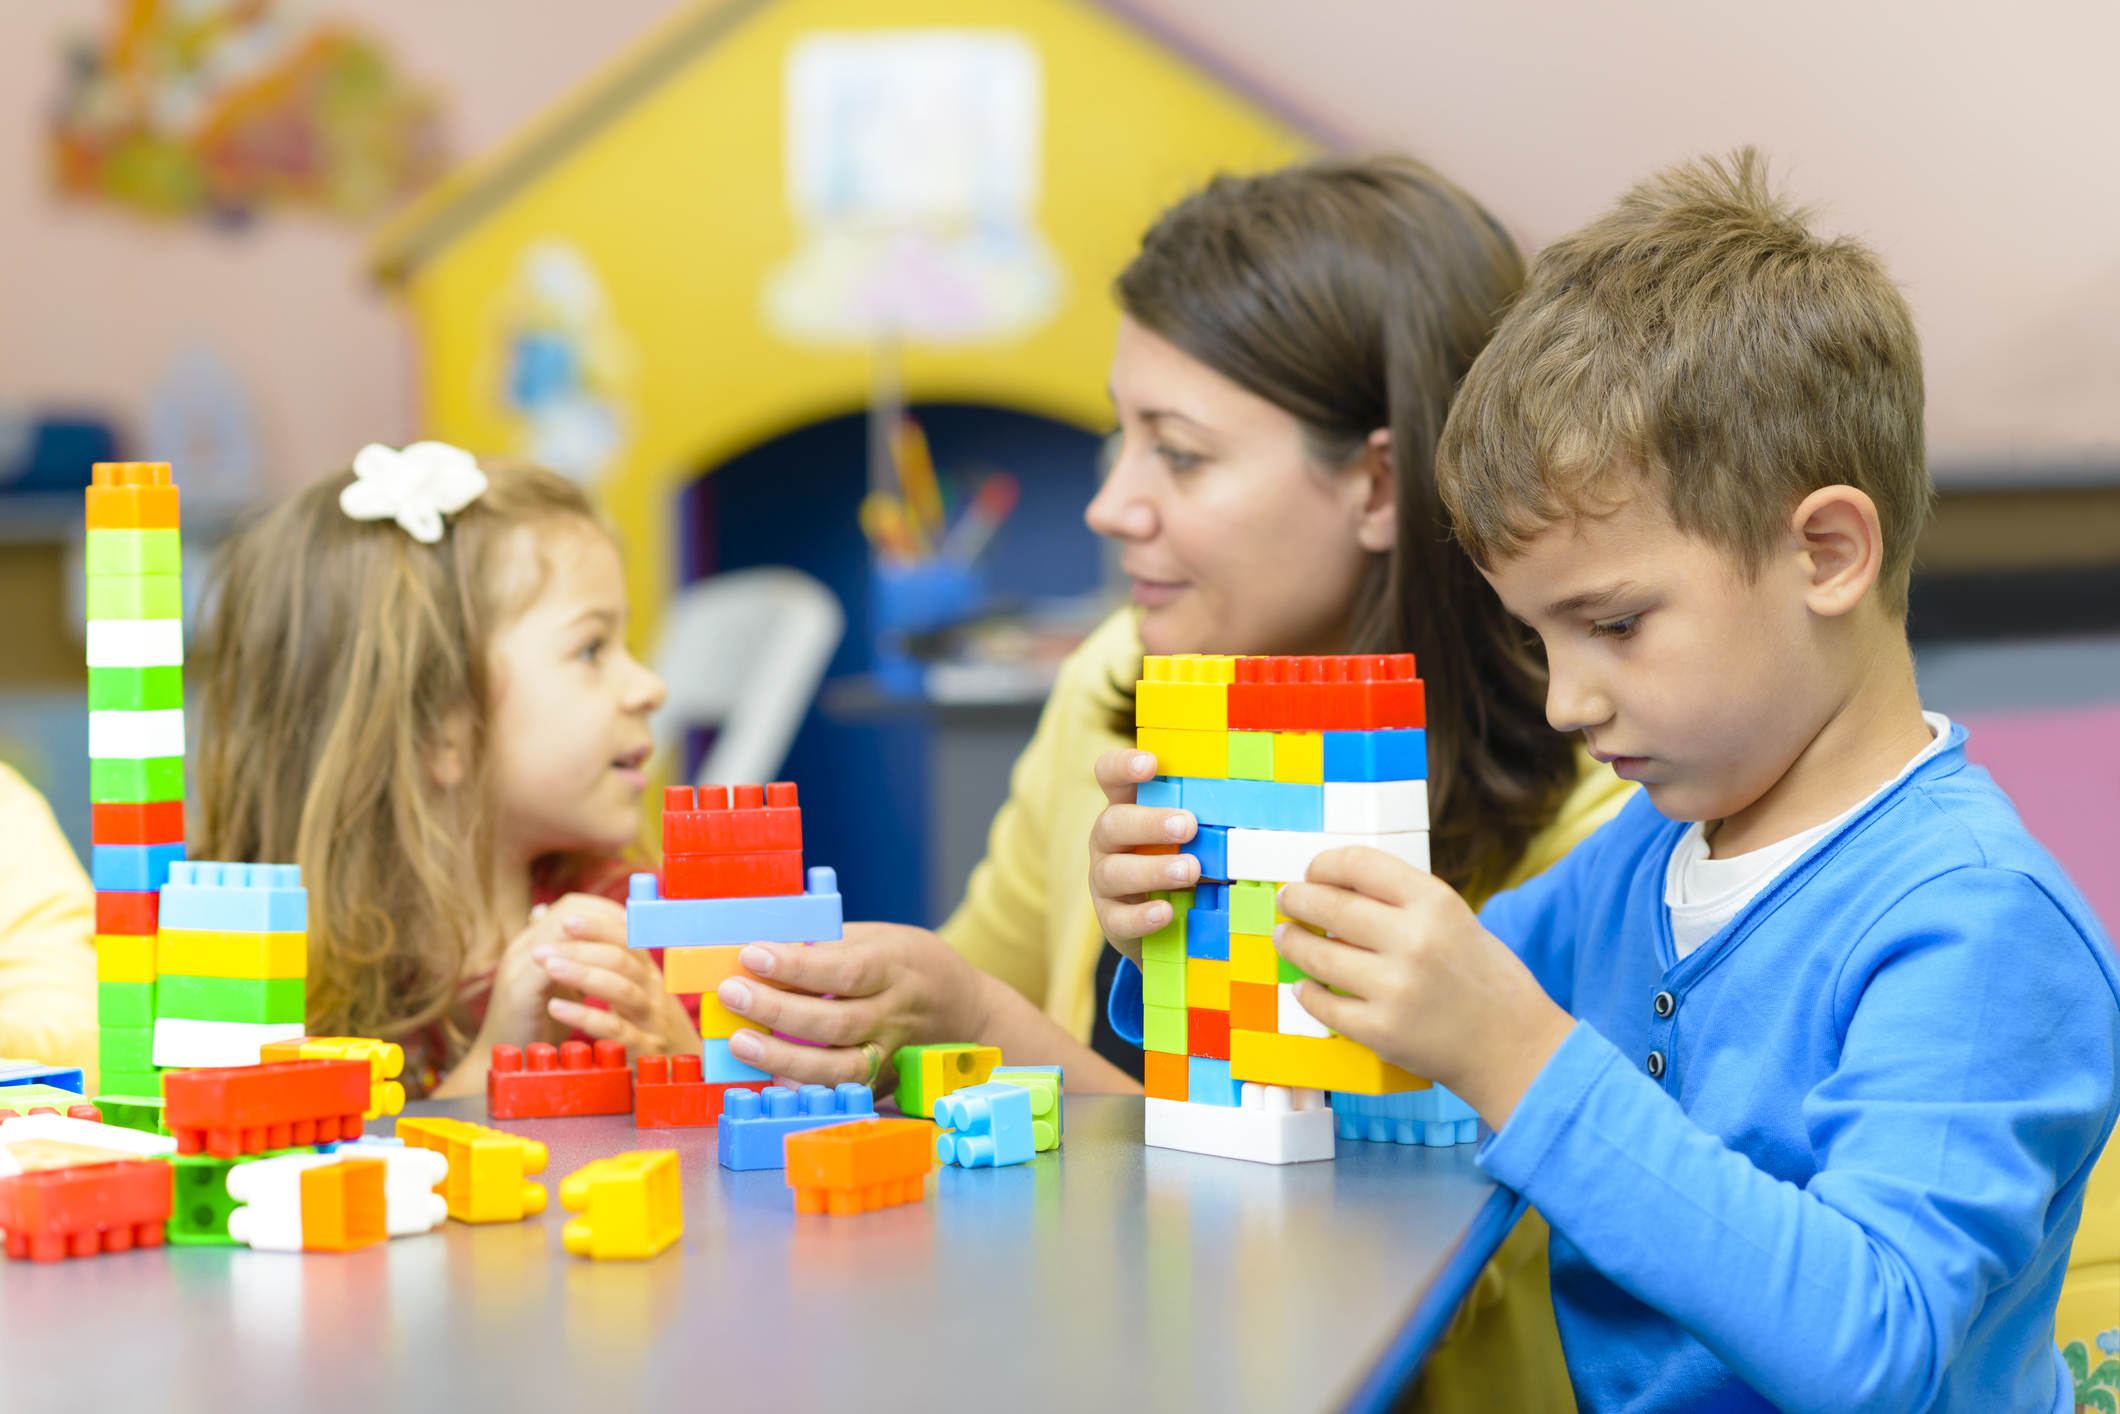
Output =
[{"x1": 193, "y1": 461, "x2": 606, "y2": 1067}]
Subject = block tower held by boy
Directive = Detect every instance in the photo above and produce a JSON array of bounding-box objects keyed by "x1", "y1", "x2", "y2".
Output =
[{"x1": 1135, "y1": 653, "x2": 1478, "y2": 1163}]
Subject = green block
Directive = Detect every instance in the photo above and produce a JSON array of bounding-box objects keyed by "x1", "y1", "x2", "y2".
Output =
[
  {"x1": 155, "y1": 975, "x2": 305, "y2": 1025},
  {"x1": 86, "y1": 528, "x2": 181, "y2": 576},
  {"x1": 0, "y1": 1084, "x2": 96, "y2": 1116},
  {"x1": 98, "y1": 980, "x2": 156, "y2": 1026},
  {"x1": 991, "y1": 1067, "x2": 1062, "y2": 1150},
  {"x1": 890, "y1": 1042, "x2": 984, "y2": 1118},
  {"x1": 99, "y1": 1025, "x2": 155, "y2": 1074},
  {"x1": 1141, "y1": 888, "x2": 1191, "y2": 963},
  {"x1": 89, "y1": 665, "x2": 184, "y2": 712},
  {"x1": 170, "y1": 1151, "x2": 299, "y2": 1246},
  {"x1": 86, "y1": 574, "x2": 182, "y2": 620},
  {"x1": 90, "y1": 757, "x2": 185, "y2": 803},
  {"x1": 1143, "y1": 1004, "x2": 1188, "y2": 1054},
  {"x1": 96, "y1": 1070, "x2": 164, "y2": 1099},
  {"x1": 1228, "y1": 731, "x2": 1274, "y2": 781},
  {"x1": 1277, "y1": 954, "x2": 1312, "y2": 984},
  {"x1": 1141, "y1": 957, "x2": 1187, "y2": 1008},
  {"x1": 1231, "y1": 880, "x2": 1278, "y2": 935},
  {"x1": 93, "y1": 1094, "x2": 167, "y2": 1135}
]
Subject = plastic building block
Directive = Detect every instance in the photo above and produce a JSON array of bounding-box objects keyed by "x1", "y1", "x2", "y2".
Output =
[
  {"x1": 159, "y1": 929, "x2": 306, "y2": 979},
  {"x1": 718, "y1": 1082, "x2": 874, "y2": 1168},
  {"x1": 1322, "y1": 728, "x2": 1426, "y2": 782},
  {"x1": 88, "y1": 665, "x2": 185, "y2": 713},
  {"x1": 1227, "y1": 653, "x2": 1424, "y2": 731},
  {"x1": 1188, "y1": 1057, "x2": 1242, "y2": 1107},
  {"x1": 95, "y1": 933, "x2": 156, "y2": 983},
  {"x1": 85, "y1": 462, "x2": 179, "y2": 529},
  {"x1": 1186, "y1": 899, "x2": 1230, "y2": 961},
  {"x1": 988, "y1": 1066, "x2": 1062, "y2": 1150},
  {"x1": 891, "y1": 1042, "x2": 1002, "y2": 1117},
  {"x1": 169, "y1": 1151, "x2": 277, "y2": 1244},
  {"x1": 90, "y1": 1095, "x2": 164, "y2": 1135},
  {"x1": 0, "y1": 1061, "x2": 87, "y2": 1094},
  {"x1": 1277, "y1": 983, "x2": 1331, "y2": 1038},
  {"x1": 1136, "y1": 726, "x2": 1227, "y2": 779},
  {"x1": 634, "y1": 1052, "x2": 768, "y2": 1127},
  {"x1": 1230, "y1": 980, "x2": 1282, "y2": 1032},
  {"x1": 626, "y1": 866, "x2": 843, "y2": 948},
  {"x1": 259, "y1": 1037, "x2": 403, "y2": 1120},
  {"x1": 660, "y1": 783, "x2": 802, "y2": 852},
  {"x1": 1188, "y1": 1007, "x2": 1231, "y2": 1060},
  {"x1": 86, "y1": 574, "x2": 182, "y2": 620},
  {"x1": 1143, "y1": 1050, "x2": 1188, "y2": 1101},
  {"x1": 1136, "y1": 654, "x2": 1237, "y2": 730},
  {"x1": 696, "y1": 986, "x2": 768, "y2": 1041},
  {"x1": 1136, "y1": 776, "x2": 1182, "y2": 809},
  {"x1": 1228, "y1": 1031, "x2": 1426, "y2": 1095},
  {"x1": 84, "y1": 617, "x2": 184, "y2": 669},
  {"x1": 663, "y1": 851, "x2": 805, "y2": 900},
  {"x1": 227, "y1": 1154, "x2": 388, "y2": 1252},
  {"x1": 1144, "y1": 1004, "x2": 1187, "y2": 1054},
  {"x1": 1180, "y1": 824, "x2": 1228, "y2": 882},
  {"x1": 1228, "y1": 731, "x2": 1274, "y2": 780},
  {"x1": 699, "y1": 1037, "x2": 772, "y2": 1084},
  {"x1": 487, "y1": 1039, "x2": 631, "y2": 1119},
  {"x1": 1186, "y1": 957, "x2": 1231, "y2": 1011},
  {"x1": 0, "y1": 1137, "x2": 141, "y2": 1177},
  {"x1": 86, "y1": 526, "x2": 182, "y2": 576},
  {"x1": 98, "y1": 1070, "x2": 162, "y2": 1099},
  {"x1": 1331, "y1": 1087, "x2": 1479, "y2": 1146},
  {"x1": 1180, "y1": 778, "x2": 1325, "y2": 832},
  {"x1": 0, "y1": 1159, "x2": 172, "y2": 1260},
  {"x1": 87, "y1": 709, "x2": 186, "y2": 761},
  {"x1": 163, "y1": 1058, "x2": 368, "y2": 1156},
  {"x1": 101, "y1": 1025, "x2": 155, "y2": 1074},
  {"x1": 90, "y1": 798, "x2": 184, "y2": 844},
  {"x1": 0, "y1": 1087, "x2": 103, "y2": 1123},
  {"x1": 95, "y1": 891, "x2": 159, "y2": 936},
  {"x1": 0, "y1": 1113, "x2": 170, "y2": 1156},
  {"x1": 89, "y1": 757, "x2": 184, "y2": 803},
  {"x1": 1141, "y1": 888, "x2": 1191, "y2": 964},
  {"x1": 89, "y1": 842, "x2": 186, "y2": 892},
  {"x1": 98, "y1": 980, "x2": 155, "y2": 1026},
  {"x1": 324, "y1": 1140, "x2": 452, "y2": 1234},
  {"x1": 1143, "y1": 1085, "x2": 1335, "y2": 1164},
  {"x1": 659, "y1": 943, "x2": 780, "y2": 996},
  {"x1": 1224, "y1": 827, "x2": 1429, "y2": 884},
  {"x1": 934, "y1": 1081, "x2": 1034, "y2": 1168},
  {"x1": 1229, "y1": 880, "x2": 1277, "y2": 935},
  {"x1": 154, "y1": 975, "x2": 304, "y2": 1025},
  {"x1": 152, "y1": 1018, "x2": 305, "y2": 1068},
  {"x1": 157, "y1": 862, "x2": 307, "y2": 934},
  {"x1": 784, "y1": 1118, "x2": 933, "y2": 1215},
  {"x1": 1273, "y1": 730, "x2": 1324, "y2": 783},
  {"x1": 1142, "y1": 957, "x2": 1185, "y2": 1009},
  {"x1": 559, "y1": 1150, "x2": 681, "y2": 1259},
  {"x1": 1229, "y1": 933, "x2": 1279, "y2": 987},
  {"x1": 395, "y1": 1116, "x2": 549, "y2": 1223},
  {"x1": 1321, "y1": 779, "x2": 1429, "y2": 834}
]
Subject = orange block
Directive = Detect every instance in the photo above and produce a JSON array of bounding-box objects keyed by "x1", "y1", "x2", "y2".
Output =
[
  {"x1": 784, "y1": 1118, "x2": 933, "y2": 1216},
  {"x1": 1144, "y1": 1050, "x2": 1189, "y2": 1100},
  {"x1": 300, "y1": 1158, "x2": 387, "y2": 1252},
  {"x1": 660, "y1": 944, "x2": 785, "y2": 996},
  {"x1": 1230, "y1": 980, "x2": 1277, "y2": 1033},
  {"x1": 85, "y1": 463, "x2": 179, "y2": 530}
]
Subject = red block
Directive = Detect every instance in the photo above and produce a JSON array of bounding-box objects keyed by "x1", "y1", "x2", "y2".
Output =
[
  {"x1": 91, "y1": 801, "x2": 185, "y2": 846},
  {"x1": 163, "y1": 1060, "x2": 368, "y2": 1157},
  {"x1": 0, "y1": 1160, "x2": 172, "y2": 1262},
  {"x1": 1188, "y1": 1007, "x2": 1231, "y2": 1061},
  {"x1": 662, "y1": 783, "x2": 804, "y2": 854},
  {"x1": 1228, "y1": 654, "x2": 1424, "y2": 730},
  {"x1": 633, "y1": 1052, "x2": 769, "y2": 1128},
  {"x1": 662, "y1": 851, "x2": 804, "y2": 899},
  {"x1": 95, "y1": 891, "x2": 159, "y2": 936},
  {"x1": 488, "y1": 1039, "x2": 632, "y2": 1119}
]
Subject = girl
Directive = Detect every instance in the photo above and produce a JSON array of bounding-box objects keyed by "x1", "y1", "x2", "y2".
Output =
[{"x1": 193, "y1": 450, "x2": 697, "y2": 1097}]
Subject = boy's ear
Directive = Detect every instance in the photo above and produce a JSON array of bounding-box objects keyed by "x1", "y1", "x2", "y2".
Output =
[
  {"x1": 1353, "y1": 428, "x2": 1397, "y2": 554},
  {"x1": 1791, "y1": 484, "x2": 1885, "y2": 619}
]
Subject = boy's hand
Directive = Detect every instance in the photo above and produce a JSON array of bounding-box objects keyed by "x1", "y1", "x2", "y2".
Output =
[
  {"x1": 532, "y1": 893, "x2": 702, "y2": 1059},
  {"x1": 1088, "y1": 747, "x2": 1202, "y2": 961},
  {"x1": 1273, "y1": 848, "x2": 1576, "y2": 1130}
]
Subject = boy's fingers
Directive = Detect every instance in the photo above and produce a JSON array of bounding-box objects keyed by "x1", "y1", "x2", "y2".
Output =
[
  {"x1": 1273, "y1": 923, "x2": 1386, "y2": 1000},
  {"x1": 716, "y1": 977, "x2": 876, "y2": 1048},
  {"x1": 1089, "y1": 804, "x2": 1197, "y2": 855},
  {"x1": 1298, "y1": 847, "x2": 1434, "y2": 908},
  {"x1": 1274, "y1": 880, "x2": 1406, "y2": 952},
  {"x1": 1096, "y1": 895, "x2": 1179, "y2": 944},
  {"x1": 738, "y1": 941, "x2": 888, "y2": 999},
  {"x1": 1288, "y1": 980, "x2": 1367, "y2": 1042},
  {"x1": 726, "y1": 1029, "x2": 872, "y2": 1088},
  {"x1": 1093, "y1": 748, "x2": 1161, "y2": 806},
  {"x1": 1090, "y1": 848, "x2": 1199, "y2": 902}
]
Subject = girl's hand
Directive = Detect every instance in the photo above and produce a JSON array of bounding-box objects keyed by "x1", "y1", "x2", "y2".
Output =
[
  {"x1": 1087, "y1": 747, "x2": 1201, "y2": 961},
  {"x1": 530, "y1": 893, "x2": 701, "y2": 1059}
]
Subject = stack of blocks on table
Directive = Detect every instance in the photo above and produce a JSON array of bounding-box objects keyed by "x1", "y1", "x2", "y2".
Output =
[
  {"x1": 626, "y1": 783, "x2": 844, "y2": 1088},
  {"x1": 142, "y1": 862, "x2": 311, "y2": 1079},
  {"x1": 1134, "y1": 653, "x2": 1476, "y2": 1164}
]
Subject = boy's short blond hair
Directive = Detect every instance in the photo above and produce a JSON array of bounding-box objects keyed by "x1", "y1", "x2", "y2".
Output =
[{"x1": 1437, "y1": 148, "x2": 1931, "y2": 610}]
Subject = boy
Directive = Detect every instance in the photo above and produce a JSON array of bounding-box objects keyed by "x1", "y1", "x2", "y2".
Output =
[{"x1": 1273, "y1": 151, "x2": 2120, "y2": 1411}]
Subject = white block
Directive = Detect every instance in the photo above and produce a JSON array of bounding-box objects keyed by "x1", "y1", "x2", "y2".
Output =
[
  {"x1": 152, "y1": 1018, "x2": 305, "y2": 1068},
  {"x1": 1322, "y1": 779, "x2": 1428, "y2": 834},
  {"x1": 85, "y1": 618, "x2": 184, "y2": 668},
  {"x1": 331, "y1": 1141, "x2": 451, "y2": 1236},
  {"x1": 1277, "y1": 982, "x2": 1332, "y2": 1038},
  {"x1": 227, "y1": 1153, "x2": 341, "y2": 1251},
  {"x1": 0, "y1": 1113, "x2": 177, "y2": 1157},
  {"x1": 1225, "y1": 828, "x2": 1430, "y2": 883},
  {"x1": 1144, "y1": 1088, "x2": 1336, "y2": 1164},
  {"x1": 88, "y1": 708, "x2": 186, "y2": 759}
]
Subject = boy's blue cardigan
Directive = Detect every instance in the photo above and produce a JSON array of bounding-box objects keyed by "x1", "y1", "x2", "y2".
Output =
[{"x1": 1480, "y1": 723, "x2": 2118, "y2": 1413}]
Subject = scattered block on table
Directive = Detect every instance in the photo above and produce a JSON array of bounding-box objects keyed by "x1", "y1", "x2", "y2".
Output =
[
  {"x1": 163, "y1": 1058, "x2": 368, "y2": 1156},
  {"x1": 989, "y1": 1066, "x2": 1062, "y2": 1150},
  {"x1": 559, "y1": 1150, "x2": 682, "y2": 1260},
  {"x1": 487, "y1": 1038, "x2": 632, "y2": 1119},
  {"x1": 226, "y1": 1153, "x2": 390, "y2": 1253},
  {"x1": 634, "y1": 1052, "x2": 768, "y2": 1128},
  {"x1": 784, "y1": 1118, "x2": 933, "y2": 1215},
  {"x1": 718, "y1": 1083, "x2": 873, "y2": 1170},
  {"x1": 396, "y1": 1116, "x2": 548, "y2": 1223},
  {"x1": 0, "y1": 1158, "x2": 172, "y2": 1261},
  {"x1": 891, "y1": 1042, "x2": 1002, "y2": 1118},
  {"x1": 934, "y1": 1082, "x2": 1034, "y2": 1169}
]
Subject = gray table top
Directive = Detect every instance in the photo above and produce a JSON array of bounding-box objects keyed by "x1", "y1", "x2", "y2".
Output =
[{"x1": 0, "y1": 1094, "x2": 1512, "y2": 1414}]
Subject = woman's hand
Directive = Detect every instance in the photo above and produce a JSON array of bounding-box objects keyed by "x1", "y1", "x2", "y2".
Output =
[{"x1": 1087, "y1": 747, "x2": 1201, "y2": 961}]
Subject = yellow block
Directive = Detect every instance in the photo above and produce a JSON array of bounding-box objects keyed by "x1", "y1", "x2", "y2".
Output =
[
  {"x1": 1136, "y1": 680, "x2": 1227, "y2": 731},
  {"x1": 1230, "y1": 1030, "x2": 1428, "y2": 1095},
  {"x1": 157, "y1": 929, "x2": 306, "y2": 980},
  {"x1": 1186, "y1": 957, "x2": 1230, "y2": 1011},
  {"x1": 95, "y1": 934, "x2": 156, "y2": 984},
  {"x1": 697, "y1": 993, "x2": 768, "y2": 1041},
  {"x1": 1138, "y1": 727, "x2": 1228, "y2": 779},
  {"x1": 1273, "y1": 731, "x2": 1324, "y2": 784},
  {"x1": 2076, "y1": 1137, "x2": 2120, "y2": 1268},
  {"x1": 559, "y1": 1149, "x2": 683, "y2": 1260},
  {"x1": 1229, "y1": 933, "x2": 1279, "y2": 986},
  {"x1": 2056, "y1": 1260, "x2": 2120, "y2": 1355},
  {"x1": 397, "y1": 1115, "x2": 548, "y2": 1223}
]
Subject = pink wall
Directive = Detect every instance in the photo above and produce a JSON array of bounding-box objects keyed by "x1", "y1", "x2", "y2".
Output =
[{"x1": 1, "y1": 0, "x2": 2115, "y2": 492}]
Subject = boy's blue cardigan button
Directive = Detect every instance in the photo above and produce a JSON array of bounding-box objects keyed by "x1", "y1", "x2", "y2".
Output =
[
  {"x1": 1646, "y1": 1050, "x2": 1667, "y2": 1079},
  {"x1": 1653, "y1": 990, "x2": 1675, "y2": 1018}
]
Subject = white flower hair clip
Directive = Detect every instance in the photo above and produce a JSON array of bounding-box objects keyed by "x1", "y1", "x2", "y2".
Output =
[{"x1": 339, "y1": 441, "x2": 490, "y2": 544}]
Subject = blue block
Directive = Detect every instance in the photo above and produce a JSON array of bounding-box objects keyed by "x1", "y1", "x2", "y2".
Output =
[
  {"x1": 1331, "y1": 1084, "x2": 1476, "y2": 1145},
  {"x1": 717, "y1": 1082, "x2": 874, "y2": 1169},
  {"x1": 1180, "y1": 824, "x2": 1228, "y2": 882},
  {"x1": 699, "y1": 1038, "x2": 773, "y2": 1084},
  {"x1": 1193, "y1": 882, "x2": 1227, "y2": 911},
  {"x1": 91, "y1": 843, "x2": 187, "y2": 893},
  {"x1": 1185, "y1": 906, "x2": 1229, "y2": 960},
  {"x1": 1179, "y1": 778, "x2": 1323, "y2": 831},
  {"x1": 1322, "y1": 729, "x2": 1427, "y2": 782},
  {"x1": 1189, "y1": 1057, "x2": 1241, "y2": 1107},
  {"x1": 933, "y1": 1081, "x2": 1034, "y2": 1168},
  {"x1": 156, "y1": 862, "x2": 307, "y2": 933},
  {"x1": 0, "y1": 1061, "x2": 86, "y2": 1094},
  {"x1": 1137, "y1": 776, "x2": 1182, "y2": 809},
  {"x1": 990, "y1": 1065, "x2": 1063, "y2": 1142},
  {"x1": 626, "y1": 866, "x2": 844, "y2": 947}
]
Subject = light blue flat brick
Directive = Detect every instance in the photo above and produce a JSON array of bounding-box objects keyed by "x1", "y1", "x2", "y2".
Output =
[
  {"x1": 626, "y1": 867, "x2": 843, "y2": 947},
  {"x1": 1137, "y1": 776, "x2": 1182, "y2": 809},
  {"x1": 699, "y1": 1038, "x2": 772, "y2": 1084},
  {"x1": 1332, "y1": 1085, "x2": 1477, "y2": 1145},
  {"x1": 91, "y1": 842, "x2": 186, "y2": 892},
  {"x1": 1322, "y1": 729, "x2": 1427, "y2": 782},
  {"x1": 718, "y1": 1083, "x2": 874, "y2": 1170},
  {"x1": 1179, "y1": 778, "x2": 1323, "y2": 831},
  {"x1": 158, "y1": 862, "x2": 307, "y2": 933},
  {"x1": 1188, "y1": 1057, "x2": 1241, "y2": 1107}
]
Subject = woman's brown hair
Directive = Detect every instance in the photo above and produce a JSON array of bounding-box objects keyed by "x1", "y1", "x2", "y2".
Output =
[
  {"x1": 1116, "y1": 154, "x2": 1578, "y2": 900},
  {"x1": 192, "y1": 461, "x2": 608, "y2": 1074}
]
